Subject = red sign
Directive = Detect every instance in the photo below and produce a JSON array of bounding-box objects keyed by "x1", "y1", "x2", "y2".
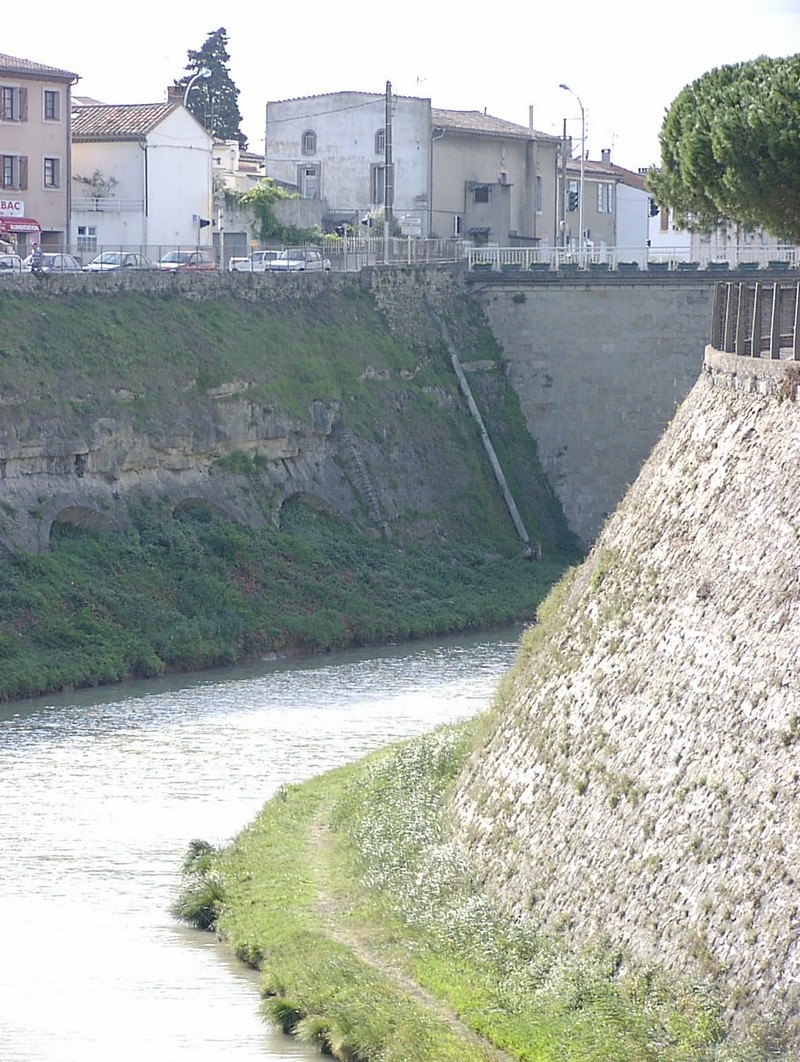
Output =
[{"x1": 0, "y1": 217, "x2": 40, "y2": 233}]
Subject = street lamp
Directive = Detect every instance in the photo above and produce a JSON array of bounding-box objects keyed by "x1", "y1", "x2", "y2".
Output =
[
  {"x1": 559, "y1": 83, "x2": 585, "y2": 261},
  {"x1": 184, "y1": 67, "x2": 211, "y2": 107}
]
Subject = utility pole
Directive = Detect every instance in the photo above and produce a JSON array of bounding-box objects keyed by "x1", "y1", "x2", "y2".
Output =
[{"x1": 384, "y1": 80, "x2": 394, "y2": 265}]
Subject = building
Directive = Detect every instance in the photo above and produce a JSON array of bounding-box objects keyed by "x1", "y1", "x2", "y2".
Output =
[
  {"x1": 0, "y1": 52, "x2": 79, "y2": 253},
  {"x1": 430, "y1": 107, "x2": 559, "y2": 246},
  {"x1": 71, "y1": 96, "x2": 214, "y2": 257},
  {"x1": 561, "y1": 149, "x2": 650, "y2": 260},
  {"x1": 266, "y1": 90, "x2": 431, "y2": 234},
  {"x1": 265, "y1": 91, "x2": 561, "y2": 245}
]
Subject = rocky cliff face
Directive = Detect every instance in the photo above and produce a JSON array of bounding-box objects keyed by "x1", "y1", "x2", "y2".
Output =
[
  {"x1": 453, "y1": 348, "x2": 800, "y2": 1046},
  {"x1": 0, "y1": 271, "x2": 568, "y2": 557}
]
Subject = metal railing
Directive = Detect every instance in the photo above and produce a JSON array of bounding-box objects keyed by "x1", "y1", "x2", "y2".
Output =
[
  {"x1": 711, "y1": 279, "x2": 800, "y2": 360},
  {"x1": 465, "y1": 245, "x2": 799, "y2": 273},
  {"x1": 72, "y1": 197, "x2": 145, "y2": 214}
]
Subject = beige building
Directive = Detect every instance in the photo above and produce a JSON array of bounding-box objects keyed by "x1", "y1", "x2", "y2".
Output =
[
  {"x1": 431, "y1": 108, "x2": 560, "y2": 246},
  {"x1": 0, "y1": 53, "x2": 79, "y2": 252}
]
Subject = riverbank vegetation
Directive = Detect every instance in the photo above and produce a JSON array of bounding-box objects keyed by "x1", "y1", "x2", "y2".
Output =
[
  {"x1": 173, "y1": 715, "x2": 756, "y2": 1061},
  {"x1": 0, "y1": 497, "x2": 570, "y2": 703}
]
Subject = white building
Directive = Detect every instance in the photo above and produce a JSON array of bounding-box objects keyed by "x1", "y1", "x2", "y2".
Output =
[
  {"x1": 266, "y1": 90, "x2": 431, "y2": 234},
  {"x1": 71, "y1": 98, "x2": 214, "y2": 256}
]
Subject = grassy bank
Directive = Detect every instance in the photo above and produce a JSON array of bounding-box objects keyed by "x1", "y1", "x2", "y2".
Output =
[
  {"x1": 0, "y1": 496, "x2": 570, "y2": 702},
  {"x1": 173, "y1": 714, "x2": 750, "y2": 1061}
]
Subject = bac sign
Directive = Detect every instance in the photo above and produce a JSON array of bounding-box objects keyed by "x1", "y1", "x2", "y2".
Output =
[{"x1": 0, "y1": 200, "x2": 24, "y2": 217}]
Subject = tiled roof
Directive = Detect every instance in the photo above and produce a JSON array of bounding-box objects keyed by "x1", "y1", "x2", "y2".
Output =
[
  {"x1": 566, "y1": 157, "x2": 647, "y2": 190},
  {"x1": 72, "y1": 103, "x2": 178, "y2": 140},
  {"x1": 432, "y1": 108, "x2": 557, "y2": 142},
  {"x1": 0, "y1": 52, "x2": 79, "y2": 82}
]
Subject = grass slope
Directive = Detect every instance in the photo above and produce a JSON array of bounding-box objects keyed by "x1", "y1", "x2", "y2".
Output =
[
  {"x1": 0, "y1": 283, "x2": 578, "y2": 702},
  {"x1": 175, "y1": 716, "x2": 739, "y2": 1061},
  {"x1": 0, "y1": 497, "x2": 568, "y2": 701}
]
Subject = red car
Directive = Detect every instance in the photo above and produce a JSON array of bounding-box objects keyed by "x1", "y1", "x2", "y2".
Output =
[{"x1": 157, "y1": 249, "x2": 216, "y2": 272}]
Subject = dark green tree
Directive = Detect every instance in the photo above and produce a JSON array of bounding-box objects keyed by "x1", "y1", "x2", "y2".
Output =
[
  {"x1": 647, "y1": 54, "x2": 800, "y2": 242},
  {"x1": 179, "y1": 27, "x2": 247, "y2": 150}
]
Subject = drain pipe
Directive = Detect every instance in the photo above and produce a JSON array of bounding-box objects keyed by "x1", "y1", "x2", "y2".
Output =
[{"x1": 427, "y1": 308, "x2": 538, "y2": 559}]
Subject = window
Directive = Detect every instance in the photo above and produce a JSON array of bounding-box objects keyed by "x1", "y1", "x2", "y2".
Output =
[
  {"x1": 1, "y1": 154, "x2": 27, "y2": 189},
  {"x1": 43, "y1": 89, "x2": 60, "y2": 122},
  {"x1": 371, "y1": 164, "x2": 385, "y2": 205},
  {"x1": 1, "y1": 85, "x2": 26, "y2": 121},
  {"x1": 375, "y1": 129, "x2": 385, "y2": 154},
  {"x1": 299, "y1": 164, "x2": 319, "y2": 198},
  {"x1": 473, "y1": 185, "x2": 490, "y2": 204},
  {"x1": 596, "y1": 182, "x2": 613, "y2": 213},
  {"x1": 453, "y1": 214, "x2": 462, "y2": 237},
  {"x1": 76, "y1": 225, "x2": 97, "y2": 253},
  {"x1": 301, "y1": 130, "x2": 317, "y2": 155},
  {"x1": 535, "y1": 175, "x2": 543, "y2": 213},
  {"x1": 43, "y1": 157, "x2": 61, "y2": 188}
]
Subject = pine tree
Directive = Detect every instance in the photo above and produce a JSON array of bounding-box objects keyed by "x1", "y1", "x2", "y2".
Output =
[{"x1": 179, "y1": 27, "x2": 247, "y2": 150}]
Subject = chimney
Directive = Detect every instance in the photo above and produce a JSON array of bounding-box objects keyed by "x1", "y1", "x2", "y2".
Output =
[
  {"x1": 601, "y1": 148, "x2": 611, "y2": 166},
  {"x1": 167, "y1": 84, "x2": 183, "y2": 104}
]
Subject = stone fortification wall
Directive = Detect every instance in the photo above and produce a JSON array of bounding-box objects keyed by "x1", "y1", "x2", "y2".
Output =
[
  {"x1": 474, "y1": 279, "x2": 713, "y2": 544},
  {"x1": 453, "y1": 348, "x2": 800, "y2": 1045}
]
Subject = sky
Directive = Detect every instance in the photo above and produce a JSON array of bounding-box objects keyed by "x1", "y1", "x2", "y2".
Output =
[{"x1": 4, "y1": 0, "x2": 800, "y2": 173}]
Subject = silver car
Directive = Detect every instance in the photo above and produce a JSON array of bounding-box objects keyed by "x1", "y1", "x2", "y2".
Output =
[
  {"x1": 84, "y1": 251, "x2": 155, "y2": 272},
  {"x1": 23, "y1": 252, "x2": 83, "y2": 273},
  {"x1": 266, "y1": 248, "x2": 331, "y2": 272}
]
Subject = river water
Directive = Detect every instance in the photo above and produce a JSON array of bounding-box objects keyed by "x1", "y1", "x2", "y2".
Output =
[{"x1": 0, "y1": 629, "x2": 520, "y2": 1062}]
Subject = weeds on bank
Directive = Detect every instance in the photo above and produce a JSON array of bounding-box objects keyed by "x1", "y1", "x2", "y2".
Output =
[
  {"x1": 174, "y1": 720, "x2": 777, "y2": 1060},
  {"x1": 0, "y1": 498, "x2": 568, "y2": 703}
]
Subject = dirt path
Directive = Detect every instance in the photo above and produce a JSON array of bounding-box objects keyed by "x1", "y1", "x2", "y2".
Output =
[{"x1": 305, "y1": 816, "x2": 514, "y2": 1062}]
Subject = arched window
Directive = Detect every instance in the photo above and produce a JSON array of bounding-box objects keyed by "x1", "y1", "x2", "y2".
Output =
[
  {"x1": 302, "y1": 130, "x2": 317, "y2": 155},
  {"x1": 374, "y1": 129, "x2": 385, "y2": 154}
]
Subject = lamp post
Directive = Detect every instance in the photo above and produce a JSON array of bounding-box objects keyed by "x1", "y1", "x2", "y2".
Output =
[
  {"x1": 559, "y1": 83, "x2": 585, "y2": 261},
  {"x1": 184, "y1": 67, "x2": 211, "y2": 107}
]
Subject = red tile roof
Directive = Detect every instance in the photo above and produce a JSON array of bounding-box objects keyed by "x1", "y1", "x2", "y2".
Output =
[{"x1": 72, "y1": 103, "x2": 178, "y2": 141}]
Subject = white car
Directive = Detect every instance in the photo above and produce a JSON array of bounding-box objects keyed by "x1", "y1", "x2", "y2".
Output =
[
  {"x1": 228, "y1": 250, "x2": 280, "y2": 272},
  {"x1": 0, "y1": 253, "x2": 23, "y2": 274},
  {"x1": 266, "y1": 248, "x2": 331, "y2": 273}
]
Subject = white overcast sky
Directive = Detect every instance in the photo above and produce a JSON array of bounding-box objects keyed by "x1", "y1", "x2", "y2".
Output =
[{"x1": 4, "y1": 0, "x2": 799, "y2": 172}]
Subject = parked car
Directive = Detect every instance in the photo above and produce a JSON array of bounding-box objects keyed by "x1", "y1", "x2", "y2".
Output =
[
  {"x1": 228, "y1": 250, "x2": 281, "y2": 272},
  {"x1": 84, "y1": 251, "x2": 155, "y2": 272},
  {"x1": 157, "y1": 249, "x2": 216, "y2": 272},
  {"x1": 265, "y1": 248, "x2": 331, "y2": 273},
  {"x1": 22, "y1": 252, "x2": 83, "y2": 273},
  {"x1": 0, "y1": 253, "x2": 23, "y2": 274}
]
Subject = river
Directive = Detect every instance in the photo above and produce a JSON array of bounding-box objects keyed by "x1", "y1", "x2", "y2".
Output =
[{"x1": 0, "y1": 629, "x2": 521, "y2": 1061}]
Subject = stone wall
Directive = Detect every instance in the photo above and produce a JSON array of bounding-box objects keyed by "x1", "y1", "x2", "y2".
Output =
[
  {"x1": 474, "y1": 278, "x2": 713, "y2": 544},
  {"x1": 453, "y1": 346, "x2": 800, "y2": 1046}
]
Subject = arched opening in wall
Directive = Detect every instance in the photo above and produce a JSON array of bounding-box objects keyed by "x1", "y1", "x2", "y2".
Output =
[
  {"x1": 172, "y1": 498, "x2": 237, "y2": 525},
  {"x1": 278, "y1": 491, "x2": 341, "y2": 532},
  {"x1": 49, "y1": 506, "x2": 119, "y2": 547}
]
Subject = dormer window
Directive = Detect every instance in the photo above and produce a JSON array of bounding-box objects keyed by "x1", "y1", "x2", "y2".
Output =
[
  {"x1": 375, "y1": 129, "x2": 385, "y2": 154},
  {"x1": 302, "y1": 130, "x2": 317, "y2": 155}
]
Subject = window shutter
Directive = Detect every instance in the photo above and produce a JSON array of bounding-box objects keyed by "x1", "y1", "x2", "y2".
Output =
[
  {"x1": 19, "y1": 155, "x2": 28, "y2": 190},
  {"x1": 19, "y1": 87, "x2": 28, "y2": 122}
]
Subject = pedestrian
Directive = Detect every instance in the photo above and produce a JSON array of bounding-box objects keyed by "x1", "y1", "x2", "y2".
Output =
[{"x1": 30, "y1": 242, "x2": 43, "y2": 273}]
